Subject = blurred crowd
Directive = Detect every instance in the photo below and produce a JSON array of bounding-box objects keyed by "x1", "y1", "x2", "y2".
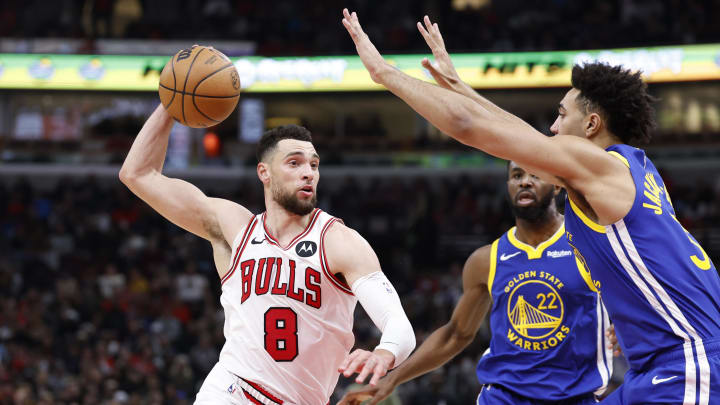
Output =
[
  {"x1": 1, "y1": 170, "x2": 718, "y2": 404},
  {"x1": 1, "y1": 0, "x2": 718, "y2": 55}
]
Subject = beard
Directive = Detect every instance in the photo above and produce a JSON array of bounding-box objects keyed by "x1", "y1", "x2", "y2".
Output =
[
  {"x1": 271, "y1": 182, "x2": 317, "y2": 216},
  {"x1": 510, "y1": 189, "x2": 555, "y2": 222}
]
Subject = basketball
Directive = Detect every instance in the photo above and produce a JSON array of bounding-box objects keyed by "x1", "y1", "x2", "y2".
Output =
[{"x1": 158, "y1": 45, "x2": 241, "y2": 128}]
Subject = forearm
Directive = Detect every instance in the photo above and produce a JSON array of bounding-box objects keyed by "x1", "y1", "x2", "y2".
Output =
[
  {"x1": 119, "y1": 104, "x2": 174, "y2": 181},
  {"x1": 352, "y1": 272, "x2": 416, "y2": 367},
  {"x1": 376, "y1": 67, "x2": 534, "y2": 156},
  {"x1": 386, "y1": 323, "x2": 471, "y2": 386}
]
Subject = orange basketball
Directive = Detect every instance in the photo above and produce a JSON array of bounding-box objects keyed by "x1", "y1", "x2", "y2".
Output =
[{"x1": 158, "y1": 46, "x2": 241, "y2": 128}]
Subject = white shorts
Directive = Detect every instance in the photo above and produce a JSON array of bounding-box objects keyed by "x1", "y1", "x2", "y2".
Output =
[{"x1": 194, "y1": 362, "x2": 249, "y2": 405}]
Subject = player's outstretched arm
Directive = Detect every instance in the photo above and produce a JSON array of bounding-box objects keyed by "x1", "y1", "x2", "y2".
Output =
[
  {"x1": 338, "y1": 245, "x2": 492, "y2": 405},
  {"x1": 342, "y1": 9, "x2": 631, "y2": 223},
  {"x1": 324, "y1": 222, "x2": 416, "y2": 387},
  {"x1": 417, "y1": 15, "x2": 535, "y2": 127},
  {"x1": 119, "y1": 105, "x2": 252, "y2": 246}
]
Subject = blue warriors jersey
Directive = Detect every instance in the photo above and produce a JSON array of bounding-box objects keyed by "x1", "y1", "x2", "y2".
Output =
[
  {"x1": 564, "y1": 144, "x2": 720, "y2": 404},
  {"x1": 476, "y1": 224, "x2": 612, "y2": 400}
]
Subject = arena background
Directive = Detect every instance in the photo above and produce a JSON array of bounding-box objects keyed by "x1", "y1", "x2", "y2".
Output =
[{"x1": 1, "y1": 1, "x2": 719, "y2": 404}]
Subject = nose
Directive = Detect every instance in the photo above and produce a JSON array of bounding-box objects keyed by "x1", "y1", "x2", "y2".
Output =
[
  {"x1": 550, "y1": 116, "x2": 560, "y2": 135},
  {"x1": 301, "y1": 163, "x2": 314, "y2": 181},
  {"x1": 519, "y1": 173, "x2": 534, "y2": 188}
]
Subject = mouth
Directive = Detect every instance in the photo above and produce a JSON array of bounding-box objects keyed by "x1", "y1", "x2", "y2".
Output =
[
  {"x1": 298, "y1": 185, "x2": 314, "y2": 198},
  {"x1": 515, "y1": 190, "x2": 536, "y2": 206}
]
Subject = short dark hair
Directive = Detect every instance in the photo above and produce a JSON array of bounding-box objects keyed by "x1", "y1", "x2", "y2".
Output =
[
  {"x1": 256, "y1": 125, "x2": 313, "y2": 162},
  {"x1": 571, "y1": 62, "x2": 656, "y2": 145}
]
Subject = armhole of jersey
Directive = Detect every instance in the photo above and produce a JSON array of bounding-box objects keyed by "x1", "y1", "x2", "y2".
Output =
[
  {"x1": 231, "y1": 215, "x2": 256, "y2": 249},
  {"x1": 221, "y1": 216, "x2": 258, "y2": 285},
  {"x1": 607, "y1": 151, "x2": 630, "y2": 168},
  {"x1": 576, "y1": 256, "x2": 599, "y2": 293},
  {"x1": 568, "y1": 197, "x2": 606, "y2": 234},
  {"x1": 319, "y1": 218, "x2": 354, "y2": 296},
  {"x1": 607, "y1": 149, "x2": 646, "y2": 225},
  {"x1": 487, "y1": 239, "x2": 499, "y2": 293}
]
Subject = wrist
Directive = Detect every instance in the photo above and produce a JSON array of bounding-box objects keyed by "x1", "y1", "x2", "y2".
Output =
[
  {"x1": 373, "y1": 347, "x2": 396, "y2": 368},
  {"x1": 373, "y1": 63, "x2": 396, "y2": 84}
]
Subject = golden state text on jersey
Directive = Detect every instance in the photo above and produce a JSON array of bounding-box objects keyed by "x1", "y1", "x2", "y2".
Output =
[{"x1": 476, "y1": 224, "x2": 612, "y2": 401}]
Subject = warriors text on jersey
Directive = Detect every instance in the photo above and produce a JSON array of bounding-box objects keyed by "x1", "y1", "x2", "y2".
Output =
[
  {"x1": 476, "y1": 224, "x2": 612, "y2": 400},
  {"x1": 218, "y1": 209, "x2": 356, "y2": 405},
  {"x1": 564, "y1": 144, "x2": 720, "y2": 404}
]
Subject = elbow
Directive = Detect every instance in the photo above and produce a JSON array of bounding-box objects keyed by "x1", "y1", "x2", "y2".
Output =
[
  {"x1": 118, "y1": 166, "x2": 135, "y2": 187},
  {"x1": 449, "y1": 110, "x2": 484, "y2": 147},
  {"x1": 446, "y1": 322, "x2": 476, "y2": 350}
]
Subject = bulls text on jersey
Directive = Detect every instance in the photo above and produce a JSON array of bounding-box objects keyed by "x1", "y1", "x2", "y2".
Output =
[{"x1": 238, "y1": 257, "x2": 322, "y2": 309}]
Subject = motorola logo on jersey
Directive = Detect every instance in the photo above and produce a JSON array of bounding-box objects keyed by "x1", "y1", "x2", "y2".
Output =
[
  {"x1": 295, "y1": 241, "x2": 317, "y2": 257},
  {"x1": 504, "y1": 274, "x2": 571, "y2": 351}
]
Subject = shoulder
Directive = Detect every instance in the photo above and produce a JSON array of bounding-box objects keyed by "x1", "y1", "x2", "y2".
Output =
[
  {"x1": 323, "y1": 221, "x2": 381, "y2": 278},
  {"x1": 207, "y1": 197, "x2": 255, "y2": 245},
  {"x1": 463, "y1": 243, "x2": 494, "y2": 288},
  {"x1": 548, "y1": 136, "x2": 629, "y2": 179},
  {"x1": 323, "y1": 219, "x2": 365, "y2": 247}
]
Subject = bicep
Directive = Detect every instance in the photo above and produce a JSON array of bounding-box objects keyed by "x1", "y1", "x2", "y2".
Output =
[
  {"x1": 324, "y1": 223, "x2": 382, "y2": 287},
  {"x1": 462, "y1": 120, "x2": 611, "y2": 186},
  {"x1": 125, "y1": 171, "x2": 252, "y2": 242},
  {"x1": 448, "y1": 246, "x2": 492, "y2": 336}
]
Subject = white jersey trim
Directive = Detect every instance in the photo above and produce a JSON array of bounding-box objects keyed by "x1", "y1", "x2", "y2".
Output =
[
  {"x1": 261, "y1": 209, "x2": 322, "y2": 250},
  {"x1": 319, "y1": 217, "x2": 353, "y2": 295},
  {"x1": 222, "y1": 216, "x2": 259, "y2": 285},
  {"x1": 607, "y1": 220, "x2": 709, "y2": 405},
  {"x1": 593, "y1": 294, "x2": 612, "y2": 396}
]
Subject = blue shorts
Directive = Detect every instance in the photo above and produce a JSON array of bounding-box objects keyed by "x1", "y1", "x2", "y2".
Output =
[
  {"x1": 602, "y1": 340, "x2": 720, "y2": 405},
  {"x1": 476, "y1": 384, "x2": 597, "y2": 405}
]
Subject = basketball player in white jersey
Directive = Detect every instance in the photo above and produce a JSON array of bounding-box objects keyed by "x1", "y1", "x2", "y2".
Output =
[{"x1": 119, "y1": 105, "x2": 416, "y2": 405}]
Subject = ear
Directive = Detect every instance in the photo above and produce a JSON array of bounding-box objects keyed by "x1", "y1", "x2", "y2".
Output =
[
  {"x1": 257, "y1": 162, "x2": 271, "y2": 185},
  {"x1": 585, "y1": 113, "x2": 603, "y2": 138}
]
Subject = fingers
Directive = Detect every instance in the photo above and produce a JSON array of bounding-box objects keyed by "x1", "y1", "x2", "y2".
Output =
[
  {"x1": 342, "y1": 9, "x2": 364, "y2": 38},
  {"x1": 417, "y1": 21, "x2": 431, "y2": 42},
  {"x1": 368, "y1": 361, "x2": 387, "y2": 386},
  {"x1": 423, "y1": 15, "x2": 434, "y2": 35},
  {"x1": 342, "y1": 350, "x2": 370, "y2": 378},
  {"x1": 354, "y1": 355, "x2": 376, "y2": 383},
  {"x1": 338, "y1": 350, "x2": 358, "y2": 374},
  {"x1": 338, "y1": 392, "x2": 373, "y2": 405}
]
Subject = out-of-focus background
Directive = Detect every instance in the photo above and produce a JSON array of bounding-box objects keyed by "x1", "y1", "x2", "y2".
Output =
[{"x1": 1, "y1": 1, "x2": 719, "y2": 404}]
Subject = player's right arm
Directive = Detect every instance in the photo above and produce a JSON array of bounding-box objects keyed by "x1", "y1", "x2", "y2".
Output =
[
  {"x1": 343, "y1": 9, "x2": 633, "y2": 224},
  {"x1": 338, "y1": 244, "x2": 492, "y2": 405},
  {"x1": 119, "y1": 105, "x2": 253, "y2": 256}
]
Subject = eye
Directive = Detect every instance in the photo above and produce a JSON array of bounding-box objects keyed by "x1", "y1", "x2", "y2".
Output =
[
  {"x1": 288, "y1": 160, "x2": 298, "y2": 167},
  {"x1": 311, "y1": 162, "x2": 319, "y2": 169}
]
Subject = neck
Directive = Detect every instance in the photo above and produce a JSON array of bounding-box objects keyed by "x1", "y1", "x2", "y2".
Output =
[
  {"x1": 514, "y1": 212, "x2": 564, "y2": 248},
  {"x1": 593, "y1": 131, "x2": 622, "y2": 150},
  {"x1": 264, "y1": 195, "x2": 314, "y2": 244}
]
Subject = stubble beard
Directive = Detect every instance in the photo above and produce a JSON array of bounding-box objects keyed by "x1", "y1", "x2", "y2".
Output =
[
  {"x1": 510, "y1": 189, "x2": 555, "y2": 222},
  {"x1": 271, "y1": 182, "x2": 317, "y2": 216}
]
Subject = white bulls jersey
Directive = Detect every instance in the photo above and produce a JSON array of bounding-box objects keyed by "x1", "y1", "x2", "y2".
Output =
[{"x1": 218, "y1": 209, "x2": 357, "y2": 405}]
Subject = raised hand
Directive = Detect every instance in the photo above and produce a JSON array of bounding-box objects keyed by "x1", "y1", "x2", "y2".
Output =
[
  {"x1": 338, "y1": 376, "x2": 396, "y2": 405},
  {"x1": 416, "y1": 15, "x2": 461, "y2": 90},
  {"x1": 341, "y1": 8, "x2": 392, "y2": 83},
  {"x1": 338, "y1": 348, "x2": 395, "y2": 387}
]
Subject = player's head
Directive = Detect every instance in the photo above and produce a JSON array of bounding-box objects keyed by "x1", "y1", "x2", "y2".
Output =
[
  {"x1": 550, "y1": 62, "x2": 656, "y2": 146},
  {"x1": 507, "y1": 161, "x2": 560, "y2": 222},
  {"x1": 256, "y1": 125, "x2": 318, "y2": 216}
]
